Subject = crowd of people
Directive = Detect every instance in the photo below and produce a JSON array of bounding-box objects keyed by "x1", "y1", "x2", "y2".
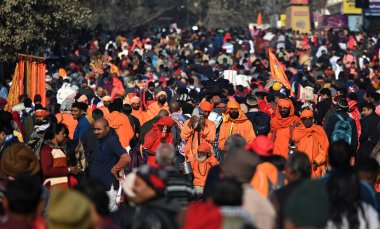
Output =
[{"x1": 0, "y1": 25, "x2": 380, "y2": 228}]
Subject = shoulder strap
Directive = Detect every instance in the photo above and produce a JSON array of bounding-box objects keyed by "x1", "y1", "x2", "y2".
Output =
[{"x1": 336, "y1": 114, "x2": 344, "y2": 121}]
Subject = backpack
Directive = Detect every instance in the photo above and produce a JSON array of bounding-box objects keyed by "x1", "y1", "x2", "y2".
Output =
[
  {"x1": 332, "y1": 114, "x2": 352, "y2": 144},
  {"x1": 249, "y1": 112, "x2": 270, "y2": 136}
]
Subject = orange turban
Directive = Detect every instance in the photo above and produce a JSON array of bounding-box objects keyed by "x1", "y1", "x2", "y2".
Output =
[
  {"x1": 199, "y1": 101, "x2": 213, "y2": 112},
  {"x1": 58, "y1": 68, "x2": 67, "y2": 77},
  {"x1": 156, "y1": 116, "x2": 174, "y2": 127},
  {"x1": 198, "y1": 143, "x2": 211, "y2": 152},
  {"x1": 130, "y1": 96, "x2": 141, "y2": 104},
  {"x1": 300, "y1": 109, "x2": 314, "y2": 119},
  {"x1": 35, "y1": 109, "x2": 49, "y2": 117},
  {"x1": 227, "y1": 100, "x2": 240, "y2": 110},
  {"x1": 277, "y1": 99, "x2": 292, "y2": 108}
]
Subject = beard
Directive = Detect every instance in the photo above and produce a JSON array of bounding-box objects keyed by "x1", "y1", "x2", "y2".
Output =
[
  {"x1": 195, "y1": 154, "x2": 207, "y2": 163},
  {"x1": 229, "y1": 112, "x2": 239, "y2": 119},
  {"x1": 158, "y1": 99, "x2": 167, "y2": 104}
]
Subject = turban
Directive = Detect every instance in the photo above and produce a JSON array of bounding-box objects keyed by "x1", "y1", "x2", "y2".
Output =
[
  {"x1": 0, "y1": 98, "x2": 7, "y2": 106},
  {"x1": 102, "y1": 96, "x2": 112, "y2": 102},
  {"x1": 199, "y1": 101, "x2": 213, "y2": 112},
  {"x1": 300, "y1": 109, "x2": 314, "y2": 119},
  {"x1": 0, "y1": 142, "x2": 39, "y2": 177},
  {"x1": 277, "y1": 99, "x2": 292, "y2": 108},
  {"x1": 58, "y1": 68, "x2": 67, "y2": 77},
  {"x1": 77, "y1": 95, "x2": 88, "y2": 103},
  {"x1": 245, "y1": 135, "x2": 274, "y2": 157},
  {"x1": 226, "y1": 100, "x2": 240, "y2": 110},
  {"x1": 35, "y1": 109, "x2": 49, "y2": 117},
  {"x1": 130, "y1": 96, "x2": 141, "y2": 104},
  {"x1": 156, "y1": 116, "x2": 174, "y2": 127},
  {"x1": 156, "y1": 91, "x2": 167, "y2": 99},
  {"x1": 198, "y1": 143, "x2": 211, "y2": 152}
]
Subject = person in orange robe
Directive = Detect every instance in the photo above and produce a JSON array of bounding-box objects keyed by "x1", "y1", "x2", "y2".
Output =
[
  {"x1": 98, "y1": 96, "x2": 111, "y2": 116},
  {"x1": 55, "y1": 98, "x2": 77, "y2": 139},
  {"x1": 105, "y1": 99, "x2": 134, "y2": 152},
  {"x1": 190, "y1": 143, "x2": 219, "y2": 195},
  {"x1": 181, "y1": 101, "x2": 216, "y2": 161},
  {"x1": 143, "y1": 116, "x2": 174, "y2": 166},
  {"x1": 146, "y1": 91, "x2": 170, "y2": 121},
  {"x1": 292, "y1": 109, "x2": 329, "y2": 179},
  {"x1": 246, "y1": 135, "x2": 283, "y2": 198},
  {"x1": 268, "y1": 98, "x2": 301, "y2": 159},
  {"x1": 218, "y1": 100, "x2": 256, "y2": 151},
  {"x1": 129, "y1": 96, "x2": 147, "y2": 125}
]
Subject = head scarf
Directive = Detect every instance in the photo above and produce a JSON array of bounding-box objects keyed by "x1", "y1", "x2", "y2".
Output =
[
  {"x1": 199, "y1": 101, "x2": 213, "y2": 112},
  {"x1": 35, "y1": 109, "x2": 49, "y2": 117},
  {"x1": 300, "y1": 109, "x2": 314, "y2": 119},
  {"x1": 156, "y1": 116, "x2": 174, "y2": 127},
  {"x1": 226, "y1": 100, "x2": 240, "y2": 112},
  {"x1": 198, "y1": 143, "x2": 211, "y2": 152},
  {"x1": 156, "y1": 91, "x2": 167, "y2": 99}
]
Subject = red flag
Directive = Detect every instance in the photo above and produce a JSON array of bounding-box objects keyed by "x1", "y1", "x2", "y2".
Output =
[{"x1": 268, "y1": 49, "x2": 293, "y2": 95}]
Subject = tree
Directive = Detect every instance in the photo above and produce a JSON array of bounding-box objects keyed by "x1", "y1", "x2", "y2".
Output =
[{"x1": 0, "y1": 0, "x2": 91, "y2": 62}]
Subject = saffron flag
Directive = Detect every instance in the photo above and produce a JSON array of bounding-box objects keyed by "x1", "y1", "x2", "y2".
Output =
[
  {"x1": 268, "y1": 49, "x2": 292, "y2": 93},
  {"x1": 257, "y1": 12, "x2": 262, "y2": 27}
]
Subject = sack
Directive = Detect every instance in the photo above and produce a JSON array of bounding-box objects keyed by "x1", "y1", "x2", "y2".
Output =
[
  {"x1": 332, "y1": 114, "x2": 352, "y2": 144},
  {"x1": 107, "y1": 183, "x2": 123, "y2": 212}
]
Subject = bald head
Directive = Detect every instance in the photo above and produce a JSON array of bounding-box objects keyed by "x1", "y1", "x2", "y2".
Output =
[
  {"x1": 156, "y1": 143, "x2": 175, "y2": 167},
  {"x1": 158, "y1": 109, "x2": 169, "y2": 117},
  {"x1": 93, "y1": 118, "x2": 109, "y2": 138},
  {"x1": 170, "y1": 101, "x2": 181, "y2": 113}
]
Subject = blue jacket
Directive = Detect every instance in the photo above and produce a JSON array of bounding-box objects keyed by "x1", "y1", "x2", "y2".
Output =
[{"x1": 73, "y1": 115, "x2": 91, "y2": 141}]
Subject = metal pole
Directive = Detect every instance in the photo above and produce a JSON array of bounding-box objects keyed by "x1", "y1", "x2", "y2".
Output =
[{"x1": 309, "y1": 0, "x2": 314, "y2": 31}]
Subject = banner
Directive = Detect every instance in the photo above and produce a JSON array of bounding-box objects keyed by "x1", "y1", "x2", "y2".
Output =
[
  {"x1": 343, "y1": 0, "x2": 362, "y2": 14},
  {"x1": 268, "y1": 49, "x2": 292, "y2": 91},
  {"x1": 323, "y1": 15, "x2": 348, "y2": 28},
  {"x1": 286, "y1": 6, "x2": 311, "y2": 33},
  {"x1": 289, "y1": 0, "x2": 309, "y2": 4},
  {"x1": 280, "y1": 14, "x2": 287, "y2": 27},
  {"x1": 348, "y1": 15, "x2": 363, "y2": 31},
  {"x1": 365, "y1": 0, "x2": 380, "y2": 16}
]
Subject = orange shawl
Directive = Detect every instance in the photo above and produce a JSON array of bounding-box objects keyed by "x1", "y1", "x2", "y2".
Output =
[
  {"x1": 292, "y1": 124, "x2": 329, "y2": 153},
  {"x1": 224, "y1": 111, "x2": 249, "y2": 124}
]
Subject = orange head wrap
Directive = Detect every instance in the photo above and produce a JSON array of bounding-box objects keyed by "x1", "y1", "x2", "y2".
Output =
[
  {"x1": 277, "y1": 99, "x2": 292, "y2": 108},
  {"x1": 300, "y1": 109, "x2": 314, "y2": 119},
  {"x1": 35, "y1": 109, "x2": 49, "y2": 117},
  {"x1": 130, "y1": 96, "x2": 141, "y2": 104},
  {"x1": 156, "y1": 116, "x2": 174, "y2": 127},
  {"x1": 227, "y1": 100, "x2": 240, "y2": 110},
  {"x1": 199, "y1": 101, "x2": 213, "y2": 112},
  {"x1": 58, "y1": 68, "x2": 67, "y2": 77},
  {"x1": 198, "y1": 143, "x2": 211, "y2": 152}
]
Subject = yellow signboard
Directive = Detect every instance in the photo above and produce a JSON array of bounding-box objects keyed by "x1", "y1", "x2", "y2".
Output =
[
  {"x1": 343, "y1": 0, "x2": 362, "y2": 14},
  {"x1": 280, "y1": 14, "x2": 287, "y2": 27},
  {"x1": 286, "y1": 6, "x2": 311, "y2": 33}
]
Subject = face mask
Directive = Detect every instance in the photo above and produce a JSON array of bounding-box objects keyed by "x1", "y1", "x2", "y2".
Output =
[
  {"x1": 196, "y1": 154, "x2": 207, "y2": 163},
  {"x1": 229, "y1": 111, "x2": 239, "y2": 119}
]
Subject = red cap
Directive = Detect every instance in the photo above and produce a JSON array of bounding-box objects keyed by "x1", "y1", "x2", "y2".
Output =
[{"x1": 245, "y1": 136, "x2": 274, "y2": 157}]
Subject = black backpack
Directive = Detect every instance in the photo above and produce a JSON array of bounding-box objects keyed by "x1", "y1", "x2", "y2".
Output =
[{"x1": 248, "y1": 112, "x2": 270, "y2": 136}]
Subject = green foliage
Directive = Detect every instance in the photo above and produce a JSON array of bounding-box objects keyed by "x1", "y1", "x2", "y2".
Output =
[{"x1": 0, "y1": 0, "x2": 91, "y2": 62}]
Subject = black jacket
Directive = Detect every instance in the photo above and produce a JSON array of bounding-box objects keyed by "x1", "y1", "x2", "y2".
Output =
[
  {"x1": 358, "y1": 113, "x2": 380, "y2": 157},
  {"x1": 316, "y1": 98, "x2": 332, "y2": 125}
]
